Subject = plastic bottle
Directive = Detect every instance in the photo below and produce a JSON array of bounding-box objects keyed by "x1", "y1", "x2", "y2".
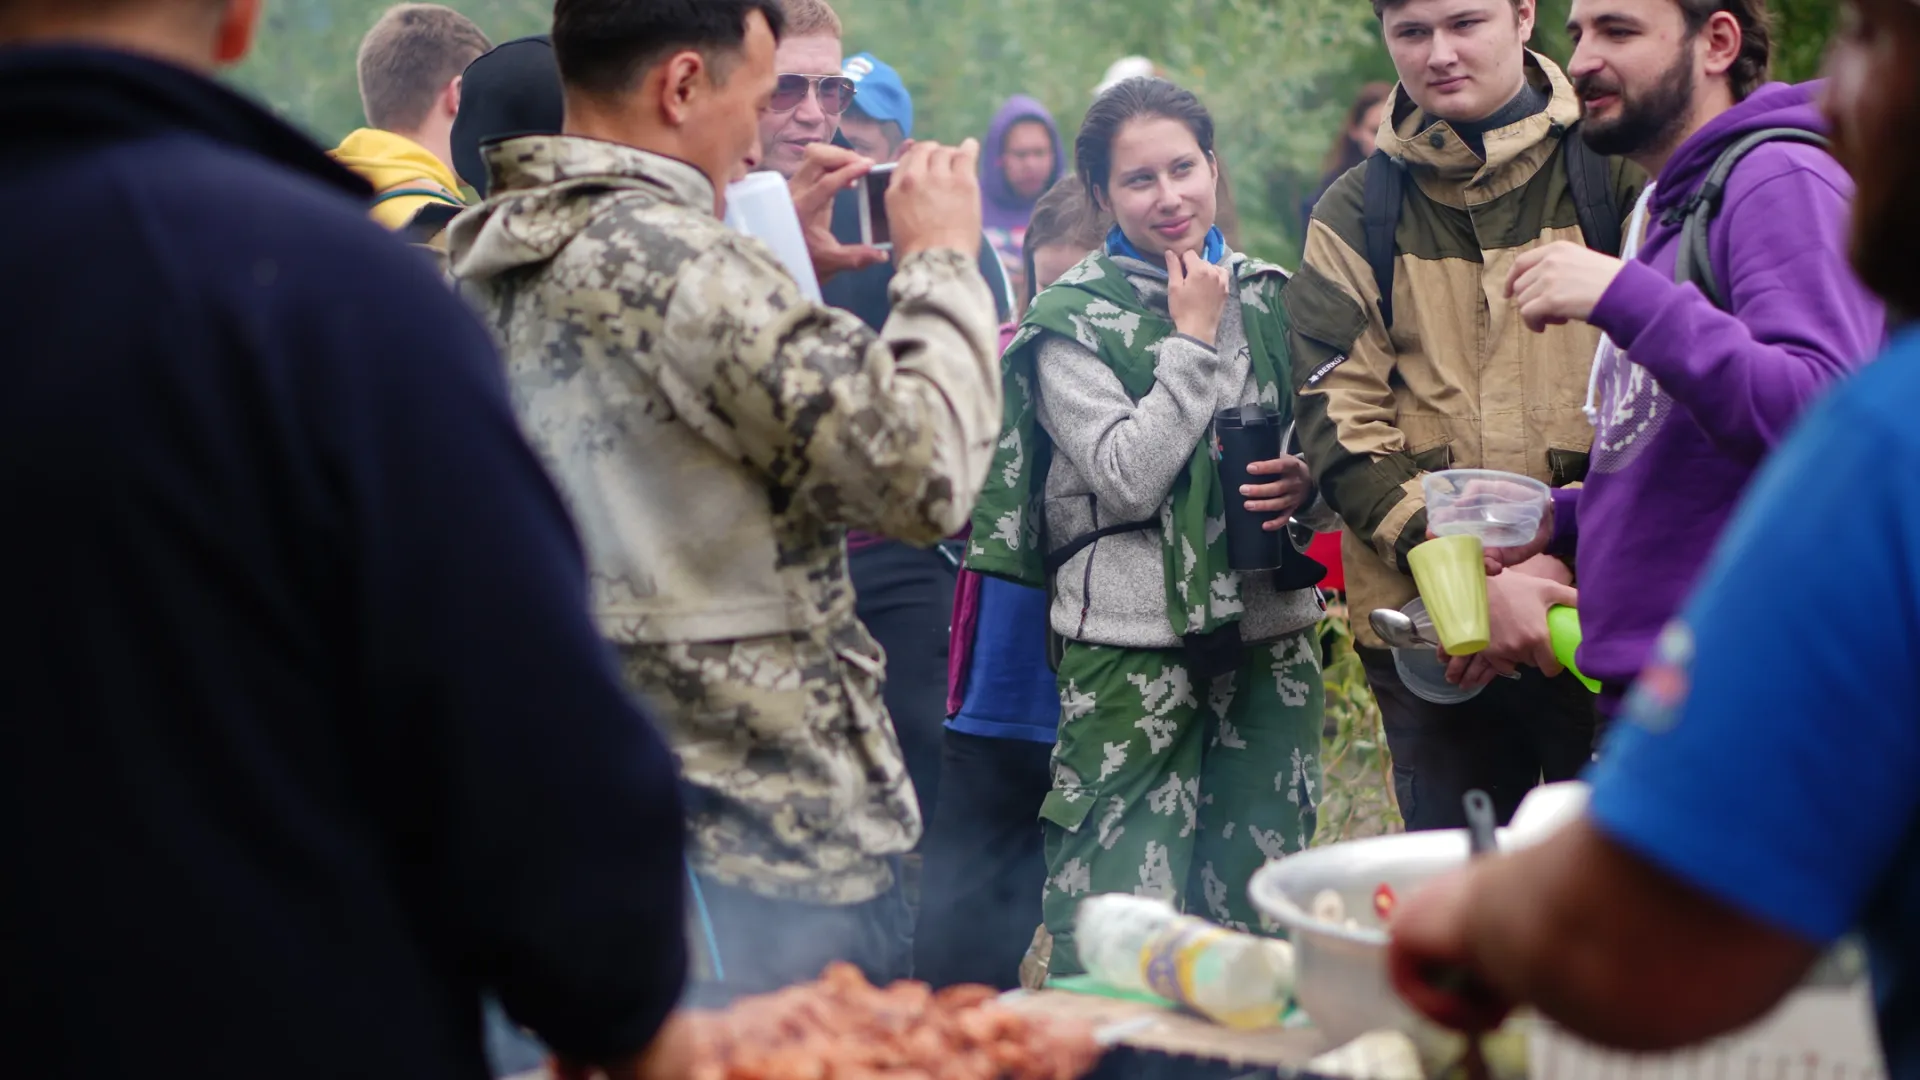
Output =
[{"x1": 1076, "y1": 894, "x2": 1295, "y2": 1029}]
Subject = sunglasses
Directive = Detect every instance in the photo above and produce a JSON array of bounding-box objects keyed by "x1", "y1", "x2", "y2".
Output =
[{"x1": 770, "y1": 74, "x2": 857, "y2": 116}]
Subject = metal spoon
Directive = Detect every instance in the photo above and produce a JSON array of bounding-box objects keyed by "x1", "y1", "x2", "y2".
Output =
[
  {"x1": 1451, "y1": 791, "x2": 1503, "y2": 1080},
  {"x1": 1369, "y1": 607, "x2": 1438, "y2": 650},
  {"x1": 1367, "y1": 609, "x2": 1521, "y2": 680}
]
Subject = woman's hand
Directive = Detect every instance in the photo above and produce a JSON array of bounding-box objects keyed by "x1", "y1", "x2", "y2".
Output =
[
  {"x1": 1242, "y1": 455, "x2": 1312, "y2": 530},
  {"x1": 1165, "y1": 249, "x2": 1229, "y2": 346}
]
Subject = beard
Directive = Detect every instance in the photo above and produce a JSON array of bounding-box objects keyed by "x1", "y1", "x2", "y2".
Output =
[{"x1": 1576, "y1": 45, "x2": 1697, "y2": 159}]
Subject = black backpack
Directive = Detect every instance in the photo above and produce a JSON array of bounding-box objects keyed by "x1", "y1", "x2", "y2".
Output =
[
  {"x1": 1667, "y1": 127, "x2": 1830, "y2": 310},
  {"x1": 1361, "y1": 122, "x2": 1621, "y2": 329}
]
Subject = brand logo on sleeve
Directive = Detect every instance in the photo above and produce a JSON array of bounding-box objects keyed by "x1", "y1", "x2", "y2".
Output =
[{"x1": 1304, "y1": 353, "x2": 1349, "y2": 387}]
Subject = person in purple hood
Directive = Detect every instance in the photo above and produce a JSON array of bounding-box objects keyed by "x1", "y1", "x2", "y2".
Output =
[
  {"x1": 981, "y1": 95, "x2": 1065, "y2": 299},
  {"x1": 1446, "y1": 0, "x2": 1885, "y2": 720}
]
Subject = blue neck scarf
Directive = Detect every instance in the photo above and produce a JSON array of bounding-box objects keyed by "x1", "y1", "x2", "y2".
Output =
[{"x1": 1106, "y1": 223, "x2": 1227, "y2": 267}]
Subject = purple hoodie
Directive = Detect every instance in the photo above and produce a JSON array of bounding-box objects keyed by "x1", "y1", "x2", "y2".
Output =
[
  {"x1": 1551, "y1": 81, "x2": 1884, "y2": 716},
  {"x1": 981, "y1": 96, "x2": 1064, "y2": 272}
]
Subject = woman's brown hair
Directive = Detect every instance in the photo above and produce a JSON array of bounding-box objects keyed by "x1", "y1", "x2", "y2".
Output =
[
  {"x1": 1020, "y1": 177, "x2": 1110, "y2": 314},
  {"x1": 1320, "y1": 81, "x2": 1393, "y2": 177}
]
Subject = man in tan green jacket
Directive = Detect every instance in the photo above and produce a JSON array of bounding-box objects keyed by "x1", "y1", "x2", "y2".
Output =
[{"x1": 1289, "y1": 0, "x2": 1642, "y2": 831}]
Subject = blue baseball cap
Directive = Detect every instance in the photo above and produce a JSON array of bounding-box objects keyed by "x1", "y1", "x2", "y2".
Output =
[{"x1": 842, "y1": 52, "x2": 913, "y2": 137}]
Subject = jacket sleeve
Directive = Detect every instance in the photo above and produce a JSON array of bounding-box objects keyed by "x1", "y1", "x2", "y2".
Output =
[
  {"x1": 1033, "y1": 330, "x2": 1225, "y2": 524},
  {"x1": 1292, "y1": 486, "x2": 1344, "y2": 535},
  {"x1": 1589, "y1": 155, "x2": 1883, "y2": 466},
  {"x1": 1286, "y1": 213, "x2": 1432, "y2": 575},
  {"x1": 337, "y1": 262, "x2": 688, "y2": 1064},
  {"x1": 660, "y1": 239, "x2": 1002, "y2": 545}
]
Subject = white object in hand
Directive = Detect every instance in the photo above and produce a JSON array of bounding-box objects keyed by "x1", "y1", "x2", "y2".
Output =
[{"x1": 723, "y1": 171, "x2": 823, "y2": 303}]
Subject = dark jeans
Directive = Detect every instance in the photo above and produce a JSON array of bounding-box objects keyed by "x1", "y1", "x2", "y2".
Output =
[
  {"x1": 914, "y1": 729, "x2": 1054, "y2": 989},
  {"x1": 682, "y1": 871, "x2": 913, "y2": 1007},
  {"x1": 849, "y1": 539, "x2": 957, "y2": 824},
  {"x1": 1360, "y1": 646, "x2": 1598, "y2": 831}
]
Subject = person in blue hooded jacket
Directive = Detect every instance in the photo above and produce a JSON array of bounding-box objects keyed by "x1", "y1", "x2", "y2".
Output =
[{"x1": 981, "y1": 94, "x2": 1066, "y2": 299}]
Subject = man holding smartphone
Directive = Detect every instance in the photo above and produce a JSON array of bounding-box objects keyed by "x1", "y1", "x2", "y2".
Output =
[
  {"x1": 450, "y1": 0, "x2": 1000, "y2": 1003},
  {"x1": 747, "y1": 2, "x2": 1010, "y2": 840}
]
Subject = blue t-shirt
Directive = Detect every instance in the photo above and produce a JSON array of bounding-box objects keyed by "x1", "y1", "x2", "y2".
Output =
[
  {"x1": 948, "y1": 577, "x2": 1060, "y2": 744},
  {"x1": 1588, "y1": 327, "x2": 1920, "y2": 1079}
]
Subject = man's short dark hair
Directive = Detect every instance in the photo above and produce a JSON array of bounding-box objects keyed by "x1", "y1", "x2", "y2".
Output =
[
  {"x1": 1678, "y1": 0, "x2": 1772, "y2": 100},
  {"x1": 1373, "y1": 0, "x2": 1522, "y2": 18},
  {"x1": 357, "y1": 4, "x2": 492, "y2": 132},
  {"x1": 552, "y1": 0, "x2": 787, "y2": 98}
]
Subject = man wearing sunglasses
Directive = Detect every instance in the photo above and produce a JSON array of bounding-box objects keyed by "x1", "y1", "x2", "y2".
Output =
[{"x1": 757, "y1": 0, "x2": 849, "y2": 177}]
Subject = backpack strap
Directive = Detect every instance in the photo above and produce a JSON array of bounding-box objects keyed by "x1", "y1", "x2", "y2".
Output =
[
  {"x1": 1042, "y1": 519, "x2": 1157, "y2": 577},
  {"x1": 1360, "y1": 150, "x2": 1405, "y2": 331},
  {"x1": 1674, "y1": 128, "x2": 1832, "y2": 311},
  {"x1": 402, "y1": 201, "x2": 462, "y2": 247},
  {"x1": 370, "y1": 185, "x2": 464, "y2": 210},
  {"x1": 1562, "y1": 122, "x2": 1624, "y2": 257}
]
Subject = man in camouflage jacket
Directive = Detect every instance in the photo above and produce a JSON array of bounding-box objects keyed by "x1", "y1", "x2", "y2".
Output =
[{"x1": 447, "y1": 0, "x2": 1000, "y2": 1001}]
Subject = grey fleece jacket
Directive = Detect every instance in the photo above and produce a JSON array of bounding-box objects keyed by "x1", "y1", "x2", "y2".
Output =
[{"x1": 1035, "y1": 251, "x2": 1337, "y2": 650}]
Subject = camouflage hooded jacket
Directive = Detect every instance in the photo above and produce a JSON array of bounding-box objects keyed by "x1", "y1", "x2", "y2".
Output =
[{"x1": 448, "y1": 137, "x2": 1001, "y2": 901}]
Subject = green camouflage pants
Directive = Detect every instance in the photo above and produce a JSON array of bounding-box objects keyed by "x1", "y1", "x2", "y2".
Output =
[{"x1": 1040, "y1": 628, "x2": 1324, "y2": 976}]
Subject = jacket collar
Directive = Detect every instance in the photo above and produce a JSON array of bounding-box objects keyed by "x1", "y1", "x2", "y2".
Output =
[
  {"x1": 0, "y1": 44, "x2": 365, "y2": 195},
  {"x1": 481, "y1": 134, "x2": 717, "y2": 213},
  {"x1": 1380, "y1": 51, "x2": 1582, "y2": 201}
]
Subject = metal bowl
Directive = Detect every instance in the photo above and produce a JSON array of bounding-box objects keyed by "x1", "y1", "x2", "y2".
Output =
[{"x1": 1249, "y1": 827, "x2": 1497, "y2": 1048}]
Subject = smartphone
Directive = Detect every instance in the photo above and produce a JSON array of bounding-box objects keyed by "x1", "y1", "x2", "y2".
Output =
[{"x1": 858, "y1": 162, "x2": 896, "y2": 251}]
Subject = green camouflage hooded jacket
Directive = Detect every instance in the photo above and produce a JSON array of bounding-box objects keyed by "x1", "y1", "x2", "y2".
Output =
[{"x1": 448, "y1": 136, "x2": 1001, "y2": 902}]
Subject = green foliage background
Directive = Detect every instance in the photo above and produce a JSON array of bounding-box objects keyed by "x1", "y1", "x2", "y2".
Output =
[{"x1": 233, "y1": 0, "x2": 1840, "y2": 259}]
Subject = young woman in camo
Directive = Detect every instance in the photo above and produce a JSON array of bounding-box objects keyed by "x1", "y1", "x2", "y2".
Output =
[{"x1": 967, "y1": 77, "x2": 1335, "y2": 975}]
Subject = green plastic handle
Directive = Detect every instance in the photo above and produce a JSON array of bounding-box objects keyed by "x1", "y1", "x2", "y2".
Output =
[{"x1": 1547, "y1": 605, "x2": 1601, "y2": 693}]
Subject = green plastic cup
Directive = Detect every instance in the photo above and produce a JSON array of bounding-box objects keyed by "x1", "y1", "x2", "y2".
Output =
[{"x1": 1408, "y1": 535, "x2": 1490, "y2": 655}]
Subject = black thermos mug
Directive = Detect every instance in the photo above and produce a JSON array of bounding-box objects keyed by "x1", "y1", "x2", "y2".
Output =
[
  {"x1": 1213, "y1": 404, "x2": 1329, "y2": 589},
  {"x1": 1215, "y1": 404, "x2": 1284, "y2": 571}
]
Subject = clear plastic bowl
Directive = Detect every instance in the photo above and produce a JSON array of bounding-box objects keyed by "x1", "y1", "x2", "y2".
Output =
[
  {"x1": 1390, "y1": 598, "x2": 1482, "y2": 705},
  {"x1": 1422, "y1": 469, "x2": 1551, "y2": 547}
]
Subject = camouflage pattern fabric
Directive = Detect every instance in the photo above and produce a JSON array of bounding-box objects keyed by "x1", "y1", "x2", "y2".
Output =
[
  {"x1": 447, "y1": 136, "x2": 1001, "y2": 904},
  {"x1": 966, "y1": 251, "x2": 1295, "y2": 639},
  {"x1": 1039, "y1": 629, "x2": 1324, "y2": 975},
  {"x1": 618, "y1": 621, "x2": 916, "y2": 906}
]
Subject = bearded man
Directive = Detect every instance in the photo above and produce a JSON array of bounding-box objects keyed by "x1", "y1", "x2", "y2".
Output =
[
  {"x1": 1458, "y1": 0, "x2": 1881, "y2": 722},
  {"x1": 1389, "y1": 0, "x2": 1920, "y2": 1071}
]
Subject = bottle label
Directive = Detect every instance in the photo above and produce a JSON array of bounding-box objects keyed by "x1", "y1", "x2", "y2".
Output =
[{"x1": 1139, "y1": 918, "x2": 1284, "y2": 1029}]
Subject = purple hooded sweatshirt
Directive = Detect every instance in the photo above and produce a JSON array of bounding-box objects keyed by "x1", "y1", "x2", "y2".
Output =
[
  {"x1": 981, "y1": 95, "x2": 1064, "y2": 279},
  {"x1": 1551, "y1": 81, "x2": 1884, "y2": 717}
]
